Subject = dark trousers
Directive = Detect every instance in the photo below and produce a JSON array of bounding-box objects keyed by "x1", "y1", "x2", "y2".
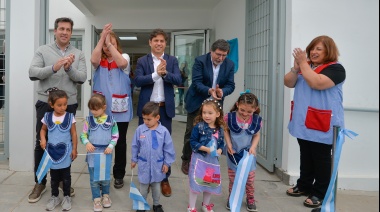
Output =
[
  {"x1": 138, "y1": 105, "x2": 172, "y2": 181},
  {"x1": 297, "y1": 138, "x2": 332, "y2": 199},
  {"x1": 181, "y1": 109, "x2": 198, "y2": 161},
  {"x1": 50, "y1": 166, "x2": 71, "y2": 197},
  {"x1": 113, "y1": 122, "x2": 129, "y2": 179},
  {"x1": 34, "y1": 100, "x2": 78, "y2": 185}
]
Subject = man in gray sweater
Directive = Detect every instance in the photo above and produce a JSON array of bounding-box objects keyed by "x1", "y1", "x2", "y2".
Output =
[{"x1": 28, "y1": 17, "x2": 87, "y2": 205}]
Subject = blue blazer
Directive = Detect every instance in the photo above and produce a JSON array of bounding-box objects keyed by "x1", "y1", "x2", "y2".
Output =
[
  {"x1": 185, "y1": 52, "x2": 235, "y2": 113},
  {"x1": 134, "y1": 53, "x2": 182, "y2": 118}
]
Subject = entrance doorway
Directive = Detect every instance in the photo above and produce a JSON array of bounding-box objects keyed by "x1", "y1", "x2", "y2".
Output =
[{"x1": 92, "y1": 29, "x2": 210, "y2": 121}]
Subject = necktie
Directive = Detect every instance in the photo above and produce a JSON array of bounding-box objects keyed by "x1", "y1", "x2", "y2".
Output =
[{"x1": 151, "y1": 130, "x2": 158, "y2": 150}]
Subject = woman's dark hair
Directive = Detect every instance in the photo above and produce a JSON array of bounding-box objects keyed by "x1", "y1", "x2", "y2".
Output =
[
  {"x1": 230, "y1": 93, "x2": 260, "y2": 114},
  {"x1": 47, "y1": 88, "x2": 68, "y2": 105},
  {"x1": 306, "y1": 35, "x2": 340, "y2": 64},
  {"x1": 142, "y1": 101, "x2": 160, "y2": 117},
  {"x1": 88, "y1": 93, "x2": 106, "y2": 110},
  {"x1": 194, "y1": 99, "x2": 227, "y2": 130},
  {"x1": 150, "y1": 28, "x2": 168, "y2": 42}
]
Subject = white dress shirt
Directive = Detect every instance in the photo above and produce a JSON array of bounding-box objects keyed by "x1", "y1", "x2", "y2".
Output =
[{"x1": 150, "y1": 53, "x2": 165, "y2": 102}]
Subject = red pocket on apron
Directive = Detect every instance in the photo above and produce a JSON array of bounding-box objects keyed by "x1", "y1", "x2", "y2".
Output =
[{"x1": 305, "y1": 106, "x2": 332, "y2": 132}]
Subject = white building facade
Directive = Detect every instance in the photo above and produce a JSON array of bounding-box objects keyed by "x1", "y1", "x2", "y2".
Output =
[{"x1": 4, "y1": 0, "x2": 379, "y2": 191}]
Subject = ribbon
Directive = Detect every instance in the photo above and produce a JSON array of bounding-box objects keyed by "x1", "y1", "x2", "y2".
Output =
[
  {"x1": 239, "y1": 89, "x2": 250, "y2": 96},
  {"x1": 321, "y1": 128, "x2": 358, "y2": 212}
]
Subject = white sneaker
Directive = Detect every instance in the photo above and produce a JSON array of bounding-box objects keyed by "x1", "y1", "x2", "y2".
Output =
[
  {"x1": 93, "y1": 198, "x2": 103, "y2": 212},
  {"x1": 46, "y1": 196, "x2": 61, "y2": 211},
  {"x1": 102, "y1": 194, "x2": 112, "y2": 208},
  {"x1": 61, "y1": 196, "x2": 72, "y2": 211},
  {"x1": 201, "y1": 202, "x2": 214, "y2": 212}
]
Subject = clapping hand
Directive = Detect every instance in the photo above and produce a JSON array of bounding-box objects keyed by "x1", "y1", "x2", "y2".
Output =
[
  {"x1": 157, "y1": 58, "x2": 167, "y2": 77},
  {"x1": 215, "y1": 84, "x2": 223, "y2": 99}
]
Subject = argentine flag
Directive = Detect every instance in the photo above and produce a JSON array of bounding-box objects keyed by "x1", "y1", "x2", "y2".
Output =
[
  {"x1": 129, "y1": 181, "x2": 150, "y2": 210},
  {"x1": 209, "y1": 139, "x2": 218, "y2": 157},
  {"x1": 94, "y1": 153, "x2": 112, "y2": 182},
  {"x1": 229, "y1": 151, "x2": 254, "y2": 212},
  {"x1": 36, "y1": 150, "x2": 52, "y2": 184}
]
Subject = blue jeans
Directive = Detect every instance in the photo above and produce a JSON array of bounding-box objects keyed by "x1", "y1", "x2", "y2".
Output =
[{"x1": 88, "y1": 167, "x2": 110, "y2": 200}]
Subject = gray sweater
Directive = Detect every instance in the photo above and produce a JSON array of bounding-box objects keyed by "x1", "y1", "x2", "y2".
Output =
[{"x1": 29, "y1": 43, "x2": 87, "y2": 105}]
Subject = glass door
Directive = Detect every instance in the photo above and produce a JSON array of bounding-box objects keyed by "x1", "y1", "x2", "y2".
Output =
[{"x1": 170, "y1": 30, "x2": 209, "y2": 122}]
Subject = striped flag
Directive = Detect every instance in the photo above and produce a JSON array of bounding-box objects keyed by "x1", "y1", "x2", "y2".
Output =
[
  {"x1": 129, "y1": 181, "x2": 150, "y2": 210},
  {"x1": 93, "y1": 153, "x2": 112, "y2": 182},
  {"x1": 321, "y1": 129, "x2": 358, "y2": 212},
  {"x1": 36, "y1": 150, "x2": 52, "y2": 184},
  {"x1": 229, "y1": 150, "x2": 255, "y2": 212},
  {"x1": 209, "y1": 139, "x2": 218, "y2": 157}
]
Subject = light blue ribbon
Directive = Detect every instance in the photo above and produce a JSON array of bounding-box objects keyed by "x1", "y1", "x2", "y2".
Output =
[
  {"x1": 239, "y1": 89, "x2": 250, "y2": 96},
  {"x1": 321, "y1": 128, "x2": 358, "y2": 212}
]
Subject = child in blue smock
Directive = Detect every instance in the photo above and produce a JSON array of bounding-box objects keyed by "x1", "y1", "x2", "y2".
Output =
[
  {"x1": 40, "y1": 88, "x2": 78, "y2": 211},
  {"x1": 131, "y1": 101, "x2": 176, "y2": 212},
  {"x1": 224, "y1": 91, "x2": 262, "y2": 212},
  {"x1": 80, "y1": 94, "x2": 119, "y2": 212},
  {"x1": 187, "y1": 99, "x2": 226, "y2": 212}
]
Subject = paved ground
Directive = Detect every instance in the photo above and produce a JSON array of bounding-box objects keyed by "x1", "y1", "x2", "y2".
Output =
[{"x1": 0, "y1": 114, "x2": 378, "y2": 211}]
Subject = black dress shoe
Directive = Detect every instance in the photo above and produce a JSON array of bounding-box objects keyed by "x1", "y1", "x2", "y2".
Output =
[{"x1": 114, "y1": 178, "x2": 124, "y2": 189}]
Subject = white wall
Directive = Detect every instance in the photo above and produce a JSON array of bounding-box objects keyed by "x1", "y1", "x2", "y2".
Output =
[
  {"x1": 8, "y1": 0, "x2": 39, "y2": 171},
  {"x1": 212, "y1": 0, "x2": 246, "y2": 113},
  {"x1": 283, "y1": 0, "x2": 379, "y2": 191}
]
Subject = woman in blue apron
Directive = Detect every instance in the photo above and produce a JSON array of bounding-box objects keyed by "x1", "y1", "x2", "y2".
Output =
[{"x1": 91, "y1": 23, "x2": 133, "y2": 189}]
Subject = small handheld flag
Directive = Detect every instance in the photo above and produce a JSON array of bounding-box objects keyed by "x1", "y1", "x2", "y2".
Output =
[
  {"x1": 94, "y1": 153, "x2": 112, "y2": 182},
  {"x1": 208, "y1": 139, "x2": 218, "y2": 157},
  {"x1": 36, "y1": 149, "x2": 52, "y2": 184},
  {"x1": 129, "y1": 169, "x2": 150, "y2": 210}
]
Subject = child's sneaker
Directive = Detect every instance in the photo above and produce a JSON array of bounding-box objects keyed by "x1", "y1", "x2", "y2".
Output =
[
  {"x1": 187, "y1": 206, "x2": 198, "y2": 212},
  {"x1": 46, "y1": 196, "x2": 61, "y2": 211},
  {"x1": 61, "y1": 196, "x2": 72, "y2": 211},
  {"x1": 102, "y1": 194, "x2": 112, "y2": 208},
  {"x1": 201, "y1": 202, "x2": 214, "y2": 212},
  {"x1": 93, "y1": 198, "x2": 103, "y2": 212},
  {"x1": 246, "y1": 200, "x2": 258, "y2": 212},
  {"x1": 226, "y1": 200, "x2": 230, "y2": 210}
]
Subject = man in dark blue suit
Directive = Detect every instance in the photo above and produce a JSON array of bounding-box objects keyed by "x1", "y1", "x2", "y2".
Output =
[
  {"x1": 181, "y1": 39, "x2": 235, "y2": 175},
  {"x1": 134, "y1": 29, "x2": 181, "y2": 197}
]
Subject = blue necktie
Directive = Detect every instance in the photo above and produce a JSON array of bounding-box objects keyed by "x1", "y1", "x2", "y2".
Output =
[{"x1": 151, "y1": 130, "x2": 158, "y2": 150}]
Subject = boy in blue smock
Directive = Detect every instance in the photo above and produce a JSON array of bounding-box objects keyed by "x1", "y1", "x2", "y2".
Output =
[{"x1": 131, "y1": 102, "x2": 176, "y2": 212}]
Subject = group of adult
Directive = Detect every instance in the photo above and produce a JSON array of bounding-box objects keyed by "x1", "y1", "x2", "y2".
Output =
[
  {"x1": 27, "y1": 16, "x2": 345, "y2": 210},
  {"x1": 26, "y1": 17, "x2": 236, "y2": 203}
]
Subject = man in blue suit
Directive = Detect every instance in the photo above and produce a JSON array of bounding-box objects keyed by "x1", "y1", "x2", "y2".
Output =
[
  {"x1": 134, "y1": 28, "x2": 182, "y2": 197},
  {"x1": 181, "y1": 39, "x2": 235, "y2": 175}
]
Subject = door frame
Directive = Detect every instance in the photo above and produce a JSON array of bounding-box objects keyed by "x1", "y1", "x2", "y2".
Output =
[{"x1": 170, "y1": 29, "x2": 210, "y2": 122}]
